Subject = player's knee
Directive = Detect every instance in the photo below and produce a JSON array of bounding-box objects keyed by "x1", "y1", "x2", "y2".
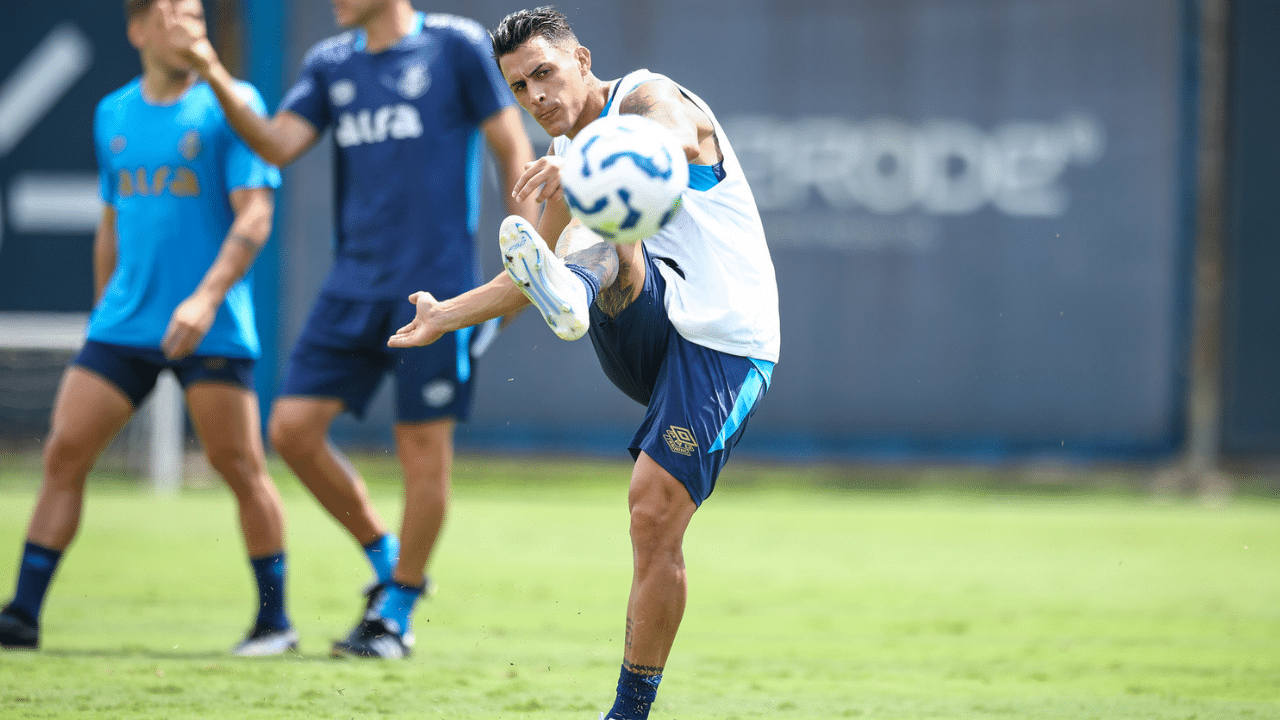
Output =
[
  {"x1": 628, "y1": 499, "x2": 684, "y2": 559},
  {"x1": 41, "y1": 431, "x2": 96, "y2": 483},
  {"x1": 268, "y1": 410, "x2": 316, "y2": 458}
]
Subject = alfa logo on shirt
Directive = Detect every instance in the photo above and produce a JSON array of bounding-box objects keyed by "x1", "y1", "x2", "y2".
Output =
[
  {"x1": 117, "y1": 166, "x2": 199, "y2": 198},
  {"x1": 663, "y1": 426, "x2": 699, "y2": 456},
  {"x1": 334, "y1": 104, "x2": 424, "y2": 147}
]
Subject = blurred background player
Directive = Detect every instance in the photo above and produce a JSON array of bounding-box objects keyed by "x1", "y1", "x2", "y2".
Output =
[
  {"x1": 0, "y1": 0, "x2": 294, "y2": 656},
  {"x1": 389, "y1": 6, "x2": 779, "y2": 717},
  {"x1": 165, "y1": 0, "x2": 538, "y2": 657}
]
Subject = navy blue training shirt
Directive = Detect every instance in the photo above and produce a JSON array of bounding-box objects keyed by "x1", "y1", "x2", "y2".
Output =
[{"x1": 280, "y1": 12, "x2": 515, "y2": 301}]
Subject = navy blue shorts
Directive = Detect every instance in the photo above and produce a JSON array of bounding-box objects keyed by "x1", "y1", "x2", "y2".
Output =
[
  {"x1": 73, "y1": 340, "x2": 255, "y2": 408},
  {"x1": 588, "y1": 250, "x2": 773, "y2": 506},
  {"x1": 279, "y1": 293, "x2": 493, "y2": 423}
]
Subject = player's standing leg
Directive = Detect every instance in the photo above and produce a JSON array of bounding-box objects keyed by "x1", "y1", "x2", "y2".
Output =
[
  {"x1": 186, "y1": 379, "x2": 297, "y2": 656},
  {"x1": 268, "y1": 397, "x2": 400, "y2": 591},
  {"x1": 0, "y1": 368, "x2": 133, "y2": 649},
  {"x1": 331, "y1": 418, "x2": 453, "y2": 658},
  {"x1": 602, "y1": 454, "x2": 698, "y2": 720}
]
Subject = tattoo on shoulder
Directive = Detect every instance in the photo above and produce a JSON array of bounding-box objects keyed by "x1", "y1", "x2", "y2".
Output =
[{"x1": 619, "y1": 91, "x2": 659, "y2": 118}]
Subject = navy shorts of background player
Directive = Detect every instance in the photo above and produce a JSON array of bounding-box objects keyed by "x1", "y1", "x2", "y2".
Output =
[
  {"x1": 74, "y1": 340, "x2": 255, "y2": 407},
  {"x1": 281, "y1": 295, "x2": 495, "y2": 422}
]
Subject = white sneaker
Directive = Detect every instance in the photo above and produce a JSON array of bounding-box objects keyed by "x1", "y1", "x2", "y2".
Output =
[
  {"x1": 231, "y1": 625, "x2": 299, "y2": 657},
  {"x1": 500, "y1": 215, "x2": 590, "y2": 341}
]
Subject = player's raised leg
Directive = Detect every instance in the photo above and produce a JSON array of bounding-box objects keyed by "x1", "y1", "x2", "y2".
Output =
[
  {"x1": 186, "y1": 380, "x2": 297, "y2": 656},
  {"x1": 0, "y1": 367, "x2": 134, "y2": 649},
  {"x1": 603, "y1": 452, "x2": 699, "y2": 720}
]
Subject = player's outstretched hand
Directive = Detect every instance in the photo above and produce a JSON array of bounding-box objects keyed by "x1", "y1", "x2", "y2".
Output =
[
  {"x1": 388, "y1": 292, "x2": 446, "y2": 348},
  {"x1": 159, "y1": 0, "x2": 219, "y2": 75},
  {"x1": 512, "y1": 155, "x2": 567, "y2": 204}
]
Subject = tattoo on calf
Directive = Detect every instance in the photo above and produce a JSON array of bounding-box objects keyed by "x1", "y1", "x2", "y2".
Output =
[
  {"x1": 622, "y1": 659, "x2": 665, "y2": 677},
  {"x1": 623, "y1": 618, "x2": 664, "y2": 676}
]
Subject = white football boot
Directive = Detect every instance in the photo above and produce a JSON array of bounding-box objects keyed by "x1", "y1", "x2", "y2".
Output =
[{"x1": 499, "y1": 215, "x2": 590, "y2": 341}]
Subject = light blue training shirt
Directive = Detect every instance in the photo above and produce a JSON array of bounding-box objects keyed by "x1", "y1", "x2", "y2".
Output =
[{"x1": 89, "y1": 78, "x2": 281, "y2": 358}]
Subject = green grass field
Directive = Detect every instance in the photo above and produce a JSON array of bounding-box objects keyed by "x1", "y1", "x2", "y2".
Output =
[{"x1": 0, "y1": 455, "x2": 1278, "y2": 719}]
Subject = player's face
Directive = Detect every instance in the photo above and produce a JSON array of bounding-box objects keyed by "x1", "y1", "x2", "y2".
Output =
[
  {"x1": 500, "y1": 36, "x2": 592, "y2": 139},
  {"x1": 135, "y1": 0, "x2": 205, "y2": 73},
  {"x1": 331, "y1": 0, "x2": 392, "y2": 28}
]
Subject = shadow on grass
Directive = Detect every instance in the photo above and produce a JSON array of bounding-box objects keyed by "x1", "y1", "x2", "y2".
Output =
[{"x1": 39, "y1": 647, "x2": 329, "y2": 662}]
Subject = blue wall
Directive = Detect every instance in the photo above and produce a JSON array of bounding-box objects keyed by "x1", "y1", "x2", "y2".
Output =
[
  {"x1": 271, "y1": 0, "x2": 1196, "y2": 462},
  {"x1": 0, "y1": 1, "x2": 1200, "y2": 464}
]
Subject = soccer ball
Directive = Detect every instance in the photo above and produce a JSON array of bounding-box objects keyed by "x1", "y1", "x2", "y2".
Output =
[{"x1": 560, "y1": 114, "x2": 689, "y2": 244}]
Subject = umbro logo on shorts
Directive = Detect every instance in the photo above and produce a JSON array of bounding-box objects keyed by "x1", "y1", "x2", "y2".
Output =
[{"x1": 663, "y1": 426, "x2": 698, "y2": 456}]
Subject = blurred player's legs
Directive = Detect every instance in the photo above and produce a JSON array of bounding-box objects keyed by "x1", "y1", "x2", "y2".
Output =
[
  {"x1": 269, "y1": 397, "x2": 389, "y2": 547},
  {"x1": 270, "y1": 396, "x2": 427, "y2": 658},
  {"x1": 329, "y1": 418, "x2": 452, "y2": 658},
  {"x1": 0, "y1": 367, "x2": 131, "y2": 649},
  {"x1": 185, "y1": 381, "x2": 296, "y2": 656}
]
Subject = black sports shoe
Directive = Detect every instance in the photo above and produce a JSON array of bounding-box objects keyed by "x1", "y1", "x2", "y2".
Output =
[
  {"x1": 331, "y1": 616, "x2": 410, "y2": 659},
  {"x1": 358, "y1": 578, "x2": 433, "y2": 648},
  {"x1": 0, "y1": 605, "x2": 38, "y2": 649}
]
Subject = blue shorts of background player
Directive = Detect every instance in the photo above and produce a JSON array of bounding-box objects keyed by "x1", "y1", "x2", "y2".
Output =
[
  {"x1": 279, "y1": 294, "x2": 493, "y2": 423},
  {"x1": 587, "y1": 248, "x2": 773, "y2": 507}
]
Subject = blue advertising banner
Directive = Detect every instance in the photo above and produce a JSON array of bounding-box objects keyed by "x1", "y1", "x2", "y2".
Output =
[
  {"x1": 278, "y1": 0, "x2": 1194, "y2": 461},
  {"x1": 0, "y1": 3, "x2": 138, "y2": 311}
]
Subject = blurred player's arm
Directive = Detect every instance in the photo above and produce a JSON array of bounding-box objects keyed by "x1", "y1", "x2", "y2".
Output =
[
  {"x1": 161, "y1": 187, "x2": 274, "y2": 360},
  {"x1": 482, "y1": 107, "x2": 540, "y2": 224},
  {"x1": 162, "y1": 1, "x2": 317, "y2": 166},
  {"x1": 93, "y1": 206, "x2": 118, "y2": 304}
]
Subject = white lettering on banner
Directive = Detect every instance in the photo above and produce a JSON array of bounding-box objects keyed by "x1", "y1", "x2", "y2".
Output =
[
  {"x1": 725, "y1": 113, "x2": 1105, "y2": 223},
  {"x1": 0, "y1": 23, "x2": 95, "y2": 252},
  {"x1": 335, "y1": 104, "x2": 424, "y2": 147}
]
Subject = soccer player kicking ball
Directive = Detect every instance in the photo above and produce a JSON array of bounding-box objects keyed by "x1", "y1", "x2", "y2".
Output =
[
  {"x1": 389, "y1": 7, "x2": 780, "y2": 718},
  {"x1": 0, "y1": 0, "x2": 295, "y2": 656},
  {"x1": 163, "y1": 0, "x2": 539, "y2": 658}
]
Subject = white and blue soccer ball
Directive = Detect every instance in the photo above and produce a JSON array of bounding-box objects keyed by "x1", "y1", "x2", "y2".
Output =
[{"x1": 561, "y1": 114, "x2": 689, "y2": 244}]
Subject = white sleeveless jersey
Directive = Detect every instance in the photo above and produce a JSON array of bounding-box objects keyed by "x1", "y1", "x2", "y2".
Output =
[{"x1": 553, "y1": 70, "x2": 780, "y2": 363}]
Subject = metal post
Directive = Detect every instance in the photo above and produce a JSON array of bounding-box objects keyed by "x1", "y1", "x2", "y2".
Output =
[
  {"x1": 147, "y1": 371, "x2": 184, "y2": 494},
  {"x1": 1165, "y1": 0, "x2": 1231, "y2": 498}
]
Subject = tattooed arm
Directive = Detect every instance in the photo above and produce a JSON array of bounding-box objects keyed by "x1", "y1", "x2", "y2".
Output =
[
  {"x1": 161, "y1": 186, "x2": 273, "y2": 360},
  {"x1": 618, "y1": 79, "x2": 719, "y2": 165}
]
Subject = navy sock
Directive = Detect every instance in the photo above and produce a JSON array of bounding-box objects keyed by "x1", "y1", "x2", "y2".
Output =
[
  {"x1": 606, "y1": 664, "x2": 662, "y2": 720},
  {"x1": 9, "y1": 542, "x2": 62, "y2": 624},
  {"x1": 362, "y1": 534, "x2": 399, "y2": 585},
  {"x1": 249, "y1": 552, "x2": 290, "y2": 631},
  {"x1": 373, "y1": 580, "x2": 424, "y2": 636},
  {"x1": 566, "y1": 264, "x2": 601, "y2": 305}
]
